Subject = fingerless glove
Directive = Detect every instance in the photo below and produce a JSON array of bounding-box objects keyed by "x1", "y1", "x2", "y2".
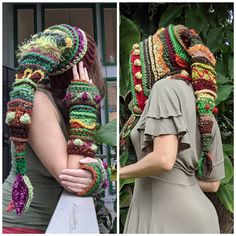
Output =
[
  {"x1": 78, "y1": 159, "x2": 110, "y2": 198},
  {"x1": 65, "y1": 79, "x2": 101, "y2": 157}
]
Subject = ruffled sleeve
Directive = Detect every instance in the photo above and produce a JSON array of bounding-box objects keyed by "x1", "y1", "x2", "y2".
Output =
[
  {"x1": 204, "y1": 119, "x2": 225, "y2": 181},
  {"x1": 136, "y1": 79, "x2": 191, "y2": 152}
]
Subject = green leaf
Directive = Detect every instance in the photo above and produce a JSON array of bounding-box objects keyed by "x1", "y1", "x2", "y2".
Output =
[
  {"x1": 120, "y1": 187, "x2": 132, "y2": 208},
  {"x1": 95, "y1": 119, "x2": 117, "y2": 146},
  {"x1": 217, "y1": 72, "x2": 229, "y2": 85},
  {"x1": 221, "y1": 154, "x2": 233, "y2": 184},
  {"x1": 226, "y1": 29, "x2": 233, "y2": 49},
  {"x1": 216, "y1": 59, "x2": 227, "y2": 76},
  {"x1": 215, "y1": 84, "x2": 233, "y2": 105},
  {"x1": 216, "y1": 183, "x2": 234, "y2": 213},
  {"x1": 228, "y1": 55, "x2": 233, "y2": 78},
  {"x1": 185, "y1": 8, "x2": 204, "y2": 33},
  {"x1": 120, "y1": 16, "x2": 140, "y2": 96},
  {"x1": 120, "y1": 150, "x2": 129, "y2": 167},
  {"x1": 223, "y1": 143, "x2": 234, "y2": 157},
  {"x1": 120, "y1": 178, "x2": 134, "y2": 191},
  {"x1": 159, "y1": 5, "x2": 183, "y2": 27},
  {"x1": 207, "y1": 27, "x2": 224, "y2": 52},
  {"x1": 120, "y1": 208, "x2": 129, "y2": 227}
]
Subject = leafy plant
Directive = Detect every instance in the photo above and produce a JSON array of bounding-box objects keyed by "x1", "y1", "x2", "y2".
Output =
[
  {"x1": 94, "y1": 119, "x2": 117, "y2": 233},
  {"x1": 95, "y1": 119, "x2": 117, "y2": 146},
  {"x1": 120, "y1": 3, "x2": 233, "y2": 233}
]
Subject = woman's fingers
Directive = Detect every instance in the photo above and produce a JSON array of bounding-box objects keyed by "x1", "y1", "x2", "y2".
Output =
[
  {"x1": 79, "y1": 61, "x2": 85, "y2": 80},
  {"x1": 61, "y1": 181, "x2": 88, "y2": 189},
  {"x1": 72, "y1": 65, "x2": 79, "y2": 80},
  {"x1": 79, "y1": 157, "x2": 98, "y2": 164},
  {"x1": 67, "y1": 186, "x2": 84, "y2": 194},
  {"x1": 60, "y1": 174, "x2": 92, "y2": 185},
  {"x1": 73, "y1": 62, "x2": 92, "y2": 83},
  {"x1": 61, "y1": 168, "x2": 92, "y2": 178},
  {"x1": 84, "y1": 67, "x2": 92, "y2": 83}
]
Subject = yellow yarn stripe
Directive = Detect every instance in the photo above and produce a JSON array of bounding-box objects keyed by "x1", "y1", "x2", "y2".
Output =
[{"x1": 69, "y1": 119, "x2": 96, "y2": 129}]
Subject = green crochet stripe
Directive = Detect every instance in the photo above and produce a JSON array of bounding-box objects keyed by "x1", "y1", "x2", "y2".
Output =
[
  {"x1": 10, "y1": 90, "x2": 34, "y2": 102},
  {"x1": 196, "y1": 98, "x2": 215, "y2": 115},
  {"x1": 139, "y1": 42, "x2": 149, "y2": 97},
  {"x1": 16, "y1": 158, "x2": 27, "y2": 175},
  {"x1": 129, "y1": 55, "x2": 138, "y2": 107},
  {"x1": 201, "y1": 135, "x2": 213, "y2": 152},
  {"x1": 14, "y1": 152, "x2": 26, "y2": 157},
  {"x1": 70, "y1": 129, "x2": 95, "y2": 136},
  {"x1": 197, "y1": 153, "x2": 204, "y2": 177},
  {"x1": 69, "y1": 111, "x2": 97, "y2": 118},
  {"x1": 159, "y1": 31, "x2": 174, "y2": 71},
  {"x1": 168, "y1": 25, "x2": 191, "y2": 63},
  {"x1": 69, "y1": 105, "x2": 97, "y2": 113},
  {"x1": 19, "y1": 52, "x2": 57, "y2": 70},
  {"x1": 12, "y1": 84, "x2": 36, "y2": 93},
  {"x1": 85, "y1": 164, "x2": 102, "y2": 196},
  {"x1": 12, "y1": 78, "x2": 37, "y2": 90}
]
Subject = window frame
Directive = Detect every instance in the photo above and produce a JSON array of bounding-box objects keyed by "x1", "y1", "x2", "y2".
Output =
[
  {"x1": 105, "y1": 77, "x2": 117, "y2": 123},
  {"x1": 105, "y1": 77, "x2": 117, "y2": 194},
  {"x1": 13, "y1": 4, "x2": 37, "y2": 67},
  {"x1": 41, "y1": 3, "x2": 97, "y2": 44},
  {"x1": 100, "y1": 3, "x2": 117, "y2": 66}
]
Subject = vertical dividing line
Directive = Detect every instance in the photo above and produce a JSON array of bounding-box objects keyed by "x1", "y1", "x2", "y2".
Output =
[{"x1": 116, "y1": 1, "x2": 120, "y2": 234}]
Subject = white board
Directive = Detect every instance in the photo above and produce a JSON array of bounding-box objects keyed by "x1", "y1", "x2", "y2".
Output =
[{"x1": 46, "y1": 190, "x2": 100, "y2": 234}]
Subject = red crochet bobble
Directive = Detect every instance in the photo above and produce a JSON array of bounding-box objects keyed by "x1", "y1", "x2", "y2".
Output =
[
  {"x1": 205, "y1": 104, "x2": 210, "y2": 110},
  {"x1": 212, "y1": 107, "x2": 219, "y2": 115}
]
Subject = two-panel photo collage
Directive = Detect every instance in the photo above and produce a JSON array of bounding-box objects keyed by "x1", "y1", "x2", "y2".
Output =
[{"x1": 2, "y1": 1, "x2": 234, "y2": 234}]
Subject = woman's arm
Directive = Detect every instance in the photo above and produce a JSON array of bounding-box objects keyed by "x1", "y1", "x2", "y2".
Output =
[
  {"x1": 197, "y1": 180, "x2": 220, "y2": 193},
  {"x1": 120, "y1": 135, "x2": 178, "y2": 179},
  {"x1": 29, "y1": 90, "x2": 91, "y2": 192}
]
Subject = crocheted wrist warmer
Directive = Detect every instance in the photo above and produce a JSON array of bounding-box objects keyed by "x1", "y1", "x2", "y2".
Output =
[
  {"x1": 78, "y1": 159, "x2": 110, "y2": 198},
  {"x1": 65, "y1": 80, "x2": 101, "y2": 157}
]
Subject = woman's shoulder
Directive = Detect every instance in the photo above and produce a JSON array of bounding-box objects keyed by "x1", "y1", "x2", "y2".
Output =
[
  {"x1": 150, "y1": 78, "x2": 191, "y2": 99},
  {"x1": 34, "y1": 87, "x2": 60, "y2": 122},
  {"x1": 153, "y1": 78, "x2": 190, "y2": 90}
]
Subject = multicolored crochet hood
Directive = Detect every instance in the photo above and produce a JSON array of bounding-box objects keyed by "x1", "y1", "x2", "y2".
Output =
[
  {"x1": 6, "y1": 24, "x2": 96, "y2": 215},
  {"x1": 120, "y1": 24, "x2": 218, "y2": 179}
]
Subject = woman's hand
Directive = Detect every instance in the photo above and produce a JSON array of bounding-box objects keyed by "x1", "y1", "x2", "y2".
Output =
[
  {"x1": 60, "y1": 158, "x2": 98, "y2": 194},
  {"x1": 72, "y1": 61, "x2": 92, "y2": 83}
]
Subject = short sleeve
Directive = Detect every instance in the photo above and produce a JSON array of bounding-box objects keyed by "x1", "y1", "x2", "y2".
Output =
[
  {"x1": 136, "y1": 80, "x2": 191, "y2": 152},
  {"x1": 204, "y1": 119, "x2": 225, "y2": 181}
]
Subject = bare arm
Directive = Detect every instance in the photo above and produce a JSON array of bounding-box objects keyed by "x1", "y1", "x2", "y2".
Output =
[
  {"x1": 120, "y1": 135, "x2": 178, "y2": 179},
  {"x1": 197, "y1": 180, "x2": 220, "y2": 193},
  {"x1": 28, "y1": 90, "x2": 81, "y2": 182}
]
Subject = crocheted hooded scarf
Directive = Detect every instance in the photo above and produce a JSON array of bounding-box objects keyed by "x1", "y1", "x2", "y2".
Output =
[
  {"x1": 5, "y1": 24, "x2": 97, "y2": 215},
  {"x1": 120, "y1": 24, "x2": 218, "y2": 180}
]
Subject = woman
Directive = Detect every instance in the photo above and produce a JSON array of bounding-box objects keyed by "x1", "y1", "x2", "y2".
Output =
[
  {"x1": 120, "y1": 24, "x2": 225, "y2": 233},
  {"x1": 3, "y1": 24, "x2": 107, "y2": 233}
]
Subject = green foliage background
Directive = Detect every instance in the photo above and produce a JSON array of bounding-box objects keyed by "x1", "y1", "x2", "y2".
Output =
[{"x1": 120, "y1": 3, "x2": 233, "y2": 233}]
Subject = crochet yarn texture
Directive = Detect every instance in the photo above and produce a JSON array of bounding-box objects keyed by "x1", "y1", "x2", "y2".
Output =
[
  {"x1": 79, "y1": 159, "x2": 110, "y2": 198},
  {"x1": 120, "y1": 24, "x2": 218, "y2": 179},
  {"x1": 65, "y1": 79, "x2": 101, "y2": 158},
  {"x1": 6, "y1": 24, "x2": 96, "y2": 215}
]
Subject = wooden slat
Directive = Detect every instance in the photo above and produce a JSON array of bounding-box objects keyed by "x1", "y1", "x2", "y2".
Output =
[{"x1": 46, "y1": 190, "x2": 99, "y2": 234}]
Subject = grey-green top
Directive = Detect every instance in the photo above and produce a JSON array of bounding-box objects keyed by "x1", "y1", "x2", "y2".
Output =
[
  {"x1": 124, "y1": 79, "x2": 225, "y2": 233},
  {"x1": 3, "y1": 87, "x2": 69, "y2": 231}
]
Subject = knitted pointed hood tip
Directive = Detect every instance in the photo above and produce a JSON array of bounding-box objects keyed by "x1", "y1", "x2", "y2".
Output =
[
  {"x1": 120, "y1": 24, "x2": 218, "y2": 179},
  {"x1": 5, "y1": 24, "x2": 96, "y2": 215}
]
